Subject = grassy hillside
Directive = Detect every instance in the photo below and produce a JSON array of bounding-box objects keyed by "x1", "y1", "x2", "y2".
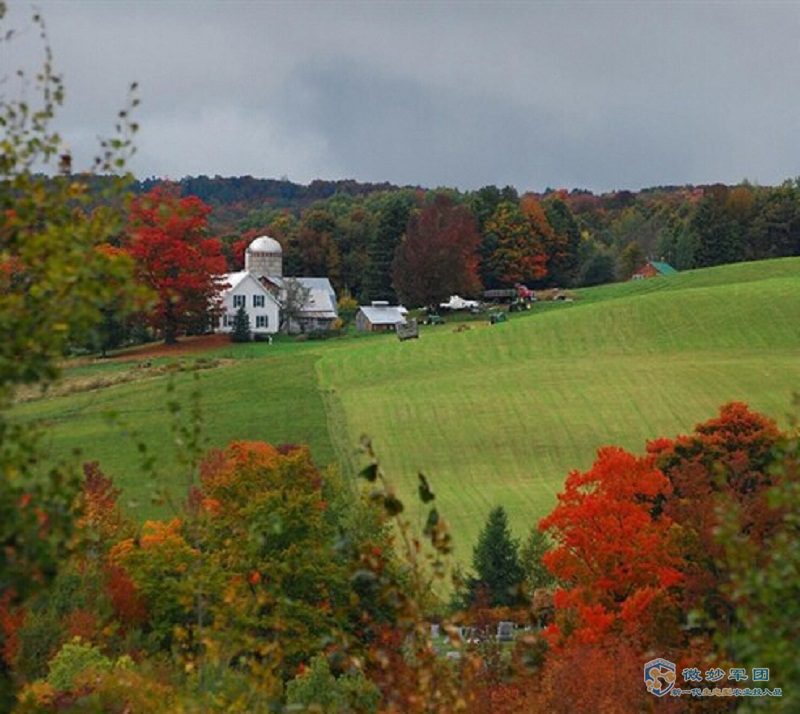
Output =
[
  {"x1": 12, "y1": 351, "x2": 335, "y2": 521},
  {"x1": 11, "y1": 257, "x2": 800, "y2": 561},
  {"x1": 317, "y1": 258, "x2": 800, "y2": 559}
]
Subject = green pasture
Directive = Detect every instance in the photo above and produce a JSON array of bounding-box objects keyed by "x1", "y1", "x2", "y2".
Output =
[
  {"x1": 316, "y1": 258, "x2": 800, "y2": 559},
  {"x1": 13, "y1": 352, "x2": 335, "y2": 521},
  {"x1": 10, "y1": 257, "x2": 800, "y2": 562}
]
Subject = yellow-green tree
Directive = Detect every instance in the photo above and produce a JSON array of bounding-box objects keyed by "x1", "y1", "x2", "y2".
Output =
[{"x1": 0, "y1": 4, "x2": 139, "y2": 703}]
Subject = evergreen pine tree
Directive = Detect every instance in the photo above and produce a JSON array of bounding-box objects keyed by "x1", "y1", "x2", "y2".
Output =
[
  {"x1": 361, "y1": 192, "x2": 414, "y2": 303},
  {"x1": 469, "y1": 506, "x2": 525, "y2": 608},
  {"x1": 230, "y1": 304, "x2": 251, "y2": 342}
]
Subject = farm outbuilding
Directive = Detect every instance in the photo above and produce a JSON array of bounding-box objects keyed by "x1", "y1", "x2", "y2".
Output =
[
  {"x1": 631, "y1": 260, "x2": 678, "y2": 279},
  {"x1": 356, "y1": 302, "x2": 409, "y2": 332}
]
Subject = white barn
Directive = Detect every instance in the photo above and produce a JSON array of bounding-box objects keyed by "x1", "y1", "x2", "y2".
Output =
[{"x1": 217, "y1": 236, "x2": 338, "y2": 337}]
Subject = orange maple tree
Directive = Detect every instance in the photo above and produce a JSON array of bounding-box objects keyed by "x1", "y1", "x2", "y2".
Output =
[{"x1": 539, "y1": 447, "x2": 683, "y2": 650}]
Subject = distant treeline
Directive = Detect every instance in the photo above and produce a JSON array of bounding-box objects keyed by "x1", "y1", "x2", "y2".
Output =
[
  {"x1": 134, "y1": 175, "x2": 408, "y2": 214},
  {"x1": 126, "y1": 176, "x2": 800, "y2": 305}
]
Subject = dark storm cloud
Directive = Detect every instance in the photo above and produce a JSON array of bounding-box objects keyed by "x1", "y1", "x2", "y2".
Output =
[{"x1": 5, "y1": 1, "x2": 800, "y2": 191}]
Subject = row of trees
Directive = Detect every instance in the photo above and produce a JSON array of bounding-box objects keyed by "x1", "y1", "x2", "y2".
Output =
[
  {"x1": 222, "y1": 187, "x2": 581, "y2": 309},
  {"x1": 33, "y1": 171, "x2": 800, "y2": 354},
  {"x1": 178, "y1": 179, "x2": 800, "y2": 309}
]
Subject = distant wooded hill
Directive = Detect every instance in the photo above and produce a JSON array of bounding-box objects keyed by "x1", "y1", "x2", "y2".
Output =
[{"x1": 134, "y1": 175, "x2": 409, "y2": 214}]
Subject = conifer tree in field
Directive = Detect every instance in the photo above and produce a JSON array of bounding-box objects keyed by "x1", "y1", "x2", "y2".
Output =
[
  {"x1": 230, "y1": 304, "x2": 251, "y2": 342},
  {"x1": 469, "y1": 506, "x2": 525, "y2": 608}
]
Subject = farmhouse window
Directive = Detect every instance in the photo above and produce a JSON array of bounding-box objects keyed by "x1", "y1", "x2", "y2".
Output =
[
  {"x1": 253, "y1": 294, "x2": 265, "y2": 308},
  {"x1": 233, "y1": 295, "x2": 245, "y2": 308},
  {"x1": 256, "y1": 315, "x2": 268, "y2": 328}
]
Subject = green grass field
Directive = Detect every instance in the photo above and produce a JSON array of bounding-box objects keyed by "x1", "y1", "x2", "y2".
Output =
[
  {"x1": 11, "y1": 258, "x2": 800, "y2": 561},
  {"x1": 317, "y1": 260, "x2": 800, "y2": 559},
  {"x1": 13, "y1": 351, "x2": 336, "y2": 521}
]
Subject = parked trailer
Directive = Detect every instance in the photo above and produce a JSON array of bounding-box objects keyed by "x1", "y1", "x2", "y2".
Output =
[
  {"x1": 484, "y1": 284, "x2": 536, "y2": 303},
  {"x1": 396, "y1": 319, "x2": 419, "y2": 340},
  {"x1": 483, "y1": 289, "x2": 517, "y2": 303}
]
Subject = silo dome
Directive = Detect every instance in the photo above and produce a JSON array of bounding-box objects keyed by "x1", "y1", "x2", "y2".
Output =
[{"x1": 248, "y1": 236, "x2": 282, "y2": 254}]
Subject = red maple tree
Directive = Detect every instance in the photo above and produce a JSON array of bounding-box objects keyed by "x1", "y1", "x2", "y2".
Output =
[
  {"x1": 647, "y1": 402, "x2": 784, "y2": 622},
  {"x1": 539, "y1": 447, "x2": 683, "y2": 651},
  {"x1": 392, "y1": 193, "x2": 482, "y2": 308},
  {"x1": 126, "y1": 186, "x2": 226, "y2": 343}
]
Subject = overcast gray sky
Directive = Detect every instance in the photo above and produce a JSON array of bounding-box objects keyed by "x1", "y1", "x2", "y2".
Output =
[{"x1": 4, "y1": 0, "x2": 800, "y2": 192}]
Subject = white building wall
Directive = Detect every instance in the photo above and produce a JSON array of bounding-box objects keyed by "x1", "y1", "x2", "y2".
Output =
[{"x1": 218, "y1": 275, "x2": 279, "y2": 335}]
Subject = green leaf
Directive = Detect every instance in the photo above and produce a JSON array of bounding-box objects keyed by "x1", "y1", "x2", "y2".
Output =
[
  {"x1": 383, "y1": 494, "x2": 404, "y2": 516},
  {"x1": 418, "y1": 472, "x2": 435, "y2": 503},
  {"x1": 424, "y1": 507, "x2": 439, "y2": 535},
  {"x1": 359, "y1": 463, "x2": 378, "y2": 482}
]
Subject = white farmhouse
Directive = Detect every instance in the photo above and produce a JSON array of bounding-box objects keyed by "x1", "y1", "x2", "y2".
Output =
[
  {"x1": 217, "y1": 236, "x2": 338, "y2": 337},
  {"x1": 218, "y1": 270, "x2": 280, "y2": 336}
]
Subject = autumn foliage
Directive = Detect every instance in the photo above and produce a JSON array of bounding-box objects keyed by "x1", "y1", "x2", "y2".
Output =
[
  {"x1": 529, "y1": 403, "x2": 786, "y2": 713},
  {"x1": 483, "y1": 200, "x2": 548, "y2": 287},
  {"x1": 392, "y1": 193, "x2": 482, "y2": 307},
  {"x1": 540, "y1": 447, "x2": 683, "y2": 651},
  {"x1": 647, "y1": 402, "x2": 784, "y2": 626},
  {"x1": 4, "y1": 405, "x2": 793, "y2": 713},
  {"x1": 126, "y1": 185, "x2": 226, "y2": 343}
]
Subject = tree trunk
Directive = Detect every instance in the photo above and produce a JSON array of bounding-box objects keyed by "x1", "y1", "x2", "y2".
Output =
[{"x1": 164, "y1": 300, "x2": 178, "y2": 344}]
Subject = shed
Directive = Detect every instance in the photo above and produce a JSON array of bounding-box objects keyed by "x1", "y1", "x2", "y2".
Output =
[
  {"x1": 631, "y1": 260, "x2": 679, "y2": 280},
  {"x1": 356, "y1": 302, "x2": 409, "y2": 332}
]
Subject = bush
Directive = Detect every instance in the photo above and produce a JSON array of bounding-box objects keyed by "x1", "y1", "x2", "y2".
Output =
[
  {"x1": 15, "y1": 608, "x2": 64, "y2": 682},
  {"x1": 307, "y1": 328, "x2": 345, "y2": 341},
  {"x1": 286, "y1": 654, "x2": 380, "y2": 714},
  {"x1": 47, "y1": 641, "x2": 112, "y2": 692}
]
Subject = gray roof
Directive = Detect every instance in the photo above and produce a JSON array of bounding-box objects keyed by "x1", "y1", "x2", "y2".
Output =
[
  {"x1": 266, "y1": 276, "x2": 338, "y2": 318},
  {"x1": 221, "y1": 272, "x2": 338, "y2": 318},
  {"x1": 219, "y1": 271, "x2": 248, "y2": 291},
  {"x1": 358, "y1": 305, "x2": 408, "y2": 325},
  {"x1": 295, "y1": 277, "x2": 335, "y2": 292},
  {"x1": 220, "y1": 272, "x2": 276, "y2": 302},
  {"x1": 301, "y1": 287, "x2": 338, "y2": 319}
]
